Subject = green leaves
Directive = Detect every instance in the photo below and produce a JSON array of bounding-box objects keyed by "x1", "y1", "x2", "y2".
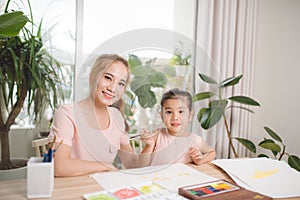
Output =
[
  {"x1": 128, "y1": 54, "x2": 142, "y2": 69},
  {"x1": 150, "y1": 71, "x2": 167, "y2": 87},
  {"x1": 197, "y1": 100, "x2": 228, "y2": 129},
  {"x1": 198, "y1": 73, "x2": 217, "y2": 84},
  {"x1": 255, "y1": 127, "x2": 283, "y2": 158},
  {"x1": 192, "y1": 92, "x2": 213, "y2": 102},
  {"x1": 199, "y1": 107, "x2": 223, "y2": 129},
  {"x1": 198, "y1": 73, "x2": 243, "y2": 87},
  {"x1": 234, "y1": 138, "x2": 256, "y2": 153},
  {"x1": 259, "y1": 139, "x2": 281, "y2": 154},
  {"x1": 0, "y1": 11, "x2": 29, "y2": 37},
  {"x1": 128, "y1": 54, "x2": 168, "y2": 108},
  {"x1": 234, "y1": 126, "x2": 300, "y2": 171},
  {"x1": 229, "y1": 96, "x2": 260, "y2": 106},
  {"x1": 288, "y1": 155, "x2": 300, "y2": 171},
  {"x1": 264, "y1": 127, "x2": 282, "y2": 142},
  {"x1": 194, "y1": 73, "x2": 260, "y2": 131},
  {"x1": 136, "y1": 87, "x2": 157, "y2": 108},
  {"x1": 220, "y1": 75, "x2": 243, "y2": 87}
]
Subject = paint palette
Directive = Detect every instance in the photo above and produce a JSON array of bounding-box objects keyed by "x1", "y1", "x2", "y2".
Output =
[{"x1": 178, "y1": 180, "x2": 240, "y2": 199}]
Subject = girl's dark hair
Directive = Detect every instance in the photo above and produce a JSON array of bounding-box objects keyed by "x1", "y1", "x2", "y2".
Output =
[{"x1": 160, "y1": 88, "x2": 193, "y2": 111}]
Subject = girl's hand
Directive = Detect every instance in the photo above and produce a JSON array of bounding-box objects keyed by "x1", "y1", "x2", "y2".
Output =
[
  {"x1": 189, "y1": 147, "x2": 203, "y2": 165},
  {"x1": 140, "y1": 129, "x2": 157, "y2": 147}
]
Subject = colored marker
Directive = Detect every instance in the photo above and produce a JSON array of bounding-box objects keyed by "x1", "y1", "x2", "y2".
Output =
[{"x1": 42, "y1": 150, "x2": 48, "y2": 162}]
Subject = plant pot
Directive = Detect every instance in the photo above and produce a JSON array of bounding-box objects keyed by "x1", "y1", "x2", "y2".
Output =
[
  {"x1": 0, "y1": 158, "x2": 28, "y2": 180},
  {"x1": 169, "y1": 65, "x2": 193, "y2": 90},
  {"x1": 175, "y1": 65, "x2": 188, "y2": 76}
]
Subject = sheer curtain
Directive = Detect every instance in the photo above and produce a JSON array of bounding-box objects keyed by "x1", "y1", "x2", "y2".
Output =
[{"x1": 194, "y1": 0, "x2": 257, "y2": 158}]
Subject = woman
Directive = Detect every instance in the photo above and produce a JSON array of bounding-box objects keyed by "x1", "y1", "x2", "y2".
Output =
[{"x1": 48, "y1": 54, "x2": 136, "y2": 177}]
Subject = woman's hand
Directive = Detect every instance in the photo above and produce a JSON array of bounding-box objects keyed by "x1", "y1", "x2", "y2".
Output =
[{"x1": 53, "y1": 143, "x2": 117, "y2": 177}]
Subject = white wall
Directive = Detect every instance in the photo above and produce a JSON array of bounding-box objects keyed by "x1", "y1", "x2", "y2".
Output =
[
  {"x1": 173, "y1": 0, "x2": 197, "y2": 40},
  {"x1": 252, "y1": 0, "x2": 300, "y2": 158}
]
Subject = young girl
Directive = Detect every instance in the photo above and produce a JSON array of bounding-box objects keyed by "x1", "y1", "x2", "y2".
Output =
[
  {"x1": 139, "y1": 88, "x2": 216, "y2": 167},
  {"x1": 48, "y1": 54, "x2": 137, "y2": 177}
]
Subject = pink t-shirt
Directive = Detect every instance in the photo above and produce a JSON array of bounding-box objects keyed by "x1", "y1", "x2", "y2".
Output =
[
  {"x1": 48, "y1": 103, "x2": 130, "y2": 164},
  {"x1": 150, "y1": 128, "x2": 214, "y2": 166}
]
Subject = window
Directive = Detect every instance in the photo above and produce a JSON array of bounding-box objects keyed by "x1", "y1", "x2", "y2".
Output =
[
  {"x1": 82, "y1": 0, "x2": 174, "y2": 55},
  {"x1": 75, "y1": 1, "x2": 196, "y2": 133},
  {"x1": 10, "y1": 0, "x2": 196, "y2": 130}
]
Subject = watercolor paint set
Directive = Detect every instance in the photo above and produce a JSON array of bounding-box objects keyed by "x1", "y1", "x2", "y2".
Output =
[
  {"x1": 178, "y1": 179, "x2": 273, "y2": 200},
  {"x1": 178, "y1": 180, "x2": 239, "y2": 199}
]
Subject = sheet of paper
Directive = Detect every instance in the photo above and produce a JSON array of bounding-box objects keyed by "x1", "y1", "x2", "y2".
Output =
[
  {"x1": 212, "y1": 158, "x2": 300, "y2": 198},
  {"x1": 90, "y1": 163, "x2": 218, "y2": 192}
]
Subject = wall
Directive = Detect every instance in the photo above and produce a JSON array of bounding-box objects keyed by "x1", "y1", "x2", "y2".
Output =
[
  {"x1": 252, "y1": 0, "x2": 300, "y2": 158},
  {"x1": 173, "y1": 0, "x2": 197, "y2": 40}
]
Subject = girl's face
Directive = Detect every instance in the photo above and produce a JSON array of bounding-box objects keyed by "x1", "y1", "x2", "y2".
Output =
[
  {"x1": 160, "y1": 97, "x2": 193, "y2": 136},
  {"x1": 94, "y1": 61, "x2": 128, "y2": 106}
]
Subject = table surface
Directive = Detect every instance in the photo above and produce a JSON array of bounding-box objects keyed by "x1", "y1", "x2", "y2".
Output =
[{"x1": 0, "y1": 162, "x2": 299, "y2": 200}]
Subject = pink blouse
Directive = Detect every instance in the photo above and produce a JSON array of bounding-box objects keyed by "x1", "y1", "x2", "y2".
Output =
[
  {"x1": 150, "y1": 128, "x2": 214, "y2": 166},
  {"x1": 48, "y1": 103, "x2": 130, "y2": 164}
]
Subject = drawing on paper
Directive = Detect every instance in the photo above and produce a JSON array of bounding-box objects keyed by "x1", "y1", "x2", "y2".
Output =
[{"x1": 252, "y1": 168, "x2": 279, "y2": 179}]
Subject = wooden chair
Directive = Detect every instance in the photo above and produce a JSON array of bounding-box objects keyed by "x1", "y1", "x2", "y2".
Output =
[{"x1": 31, "y1": 137, "x2": 51, "y2": 157}]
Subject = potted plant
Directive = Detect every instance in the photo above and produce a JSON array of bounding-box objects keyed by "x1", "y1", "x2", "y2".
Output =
[
  {"x1": 193, "y1": 73, "x2": 260, "y2": 158},
  {"x1": 168, "y1": 41, "x2": 191, "y2": 67},
  {"x1": 193, "y1": 73, "x2": 300, "y2": 171},
  {"x1": 0, "y1": 0, "x2": 66, "y2": 171},
  {"x1": 168, "y1": 41, "x2": 192, "y2": 90}
]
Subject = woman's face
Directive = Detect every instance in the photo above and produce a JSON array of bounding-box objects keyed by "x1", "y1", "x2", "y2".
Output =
[{"x1": 94, "y1": 61, "x2": 128, "y2": 106}]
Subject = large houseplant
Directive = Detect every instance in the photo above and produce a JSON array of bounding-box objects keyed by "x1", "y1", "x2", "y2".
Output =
[
  {"x1": 193, "y1": 73, "x2": 300, "y2": 171},
  {"x1": 0, "y1": 0, "x2": 66, "y2": 170},
  {"x1": 193, "y1": 73, "x2": 260, "y2": 158}
]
